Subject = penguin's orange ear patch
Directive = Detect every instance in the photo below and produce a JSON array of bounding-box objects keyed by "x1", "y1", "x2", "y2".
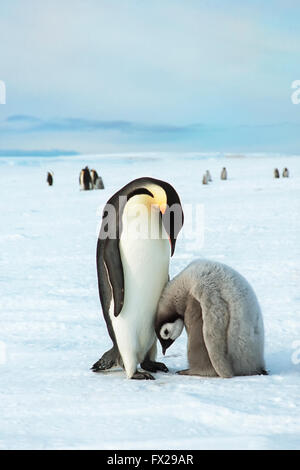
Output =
[{"x1": 160, "y1": 203, "x2": 167, "y2": 214}]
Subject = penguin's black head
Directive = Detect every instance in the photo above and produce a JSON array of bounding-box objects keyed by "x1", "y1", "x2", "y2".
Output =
[
  {"x1": 159, "y1": 336, "x2": 174, "y2": 356},
  {"x1": 155, "y1": 314, "x2": 184, "y2": 355},
  {"x1": 123, "y1": 177, "x2": 184, "y2": 256},
  {"x1": 103, "y1": 177, "x2": 184, "y2": 253}
]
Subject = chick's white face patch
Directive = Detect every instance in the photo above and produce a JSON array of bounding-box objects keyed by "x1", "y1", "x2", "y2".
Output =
[{"x1": 160, "y1": 318, "x2": 184, "y2": 340}]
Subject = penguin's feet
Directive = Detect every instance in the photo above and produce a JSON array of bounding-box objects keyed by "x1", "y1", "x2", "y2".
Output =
[
  {"x1": 141, "y1": 359, "x2": 169, "y2": 373},
  {"x1": 131, "y1": 370, "x2": 155, "y2": 380},
  {"x1": 91, "y1": 347, "x2": 118, "y2": 372}
]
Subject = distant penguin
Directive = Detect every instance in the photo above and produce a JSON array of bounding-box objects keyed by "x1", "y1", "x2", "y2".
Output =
[
  {"x1": 90, "y1": 169, "x2": 99, "y2": 189},
  {"x1": 47, "y1": 172, "x2": 53, "y2": 186},
  {"x1": 202, "y1": 174, "x2": 208, "y2": 185},
  {"x1": 80, "y1": 166, "x2": 92, "y2": 190},
  {"x1": 220, "y1": 167, "x2": 227, "y2": 180},
  {"x1": 91, "y1": 169, "x2": 104, "y2": 189},
  {"x1": 95, "y1": 176, "x2": 104, "y2": 189},
  {"x1": 155, "y1": 259, "x2": 267, "y2": 378},
  {"x1": 282, "y1": 167, "x2": 289, "y2": 178},
  {"x1": 206, "y1": 170, "x2": 212, "y2": 182},
  {"x1": 274, "y1": 168, "x2": 280, "y2": 178},
  {"x1": 91, "y1": 177, "x2": 184, "y2": 380},
  {"x1": 79, "y1": 169, "x2": 84, "y2": 187}
]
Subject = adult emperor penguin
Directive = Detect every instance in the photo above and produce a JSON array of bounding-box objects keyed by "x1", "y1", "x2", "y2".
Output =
[
  {"x1": 91, "y1": 169, "x2": 105, "y2": 189},
  {"x1": 90, "y1": 169, "x2": 99, "y2": 188},
  {"x1": 47, "y1": 171, "x2": 53, "y2": 186},
  {"x1": 91, "y1": 177, "x2": 184, "y2": 379},
  {"x1": 79, "y1": 166, "x2": 92, "y2": 190}
]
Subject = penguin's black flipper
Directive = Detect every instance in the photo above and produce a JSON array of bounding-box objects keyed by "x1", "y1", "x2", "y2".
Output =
[
  {"x1": 96, "y1": 238, "x2": 118, "y2": 343},
  {"x1": 103, "y1": 238, "x2": 124, "y2": 317},
  {"x1": 91, "y1": 238, "x2": 124, "y2": 372}
]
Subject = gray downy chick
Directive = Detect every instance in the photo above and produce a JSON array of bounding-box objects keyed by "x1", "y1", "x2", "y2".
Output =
[{"x1": 155, "y1": 259, "x2": 267, "y2": 378}]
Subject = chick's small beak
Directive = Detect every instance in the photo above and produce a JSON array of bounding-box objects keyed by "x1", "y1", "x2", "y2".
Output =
[{"x1": 162, "y1": 346, "x2": 166, "y2": 356}]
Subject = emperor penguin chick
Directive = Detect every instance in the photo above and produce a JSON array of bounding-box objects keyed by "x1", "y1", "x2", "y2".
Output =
[
  {"x1": 282, "y1": 167, "x2": 289, "y2": 178},
  {"x1": 202, "y1": 174, "x2": 208, "y2": 185},
  {"x1": 155, "y1": 259, "x2": 267, "y2": 378},
  {"x1": 206, "y1": 170, "x2": 212, "y2": 182},
  {"x1": 220, "y1": 167, "x2": 227, "y2": 180}
]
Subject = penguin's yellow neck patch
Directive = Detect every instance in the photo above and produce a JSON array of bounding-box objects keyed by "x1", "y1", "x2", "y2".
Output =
[
  {"x1": 121, "y1": 184, "x2": 169, "y2": 241},
  {"x1": 145, "y1": 184, "x2": 167, "y2": 213}
]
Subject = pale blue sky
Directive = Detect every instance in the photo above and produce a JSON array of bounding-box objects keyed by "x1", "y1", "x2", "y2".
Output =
[{"x1": 1, "y1": 0, "x2": 300, "y2": 154}]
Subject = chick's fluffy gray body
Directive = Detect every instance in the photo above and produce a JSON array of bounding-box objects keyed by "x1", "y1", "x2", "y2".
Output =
[{"x1": 157, "y1": 260, "x2": 266, "y2": 377}]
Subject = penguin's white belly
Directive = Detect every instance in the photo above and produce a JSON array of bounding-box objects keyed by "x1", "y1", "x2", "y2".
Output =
[{"x1": 112, "y1": 236, "x2": 170, "y2": 364}]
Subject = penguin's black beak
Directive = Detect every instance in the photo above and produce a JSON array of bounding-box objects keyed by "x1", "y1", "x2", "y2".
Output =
[{"x1": 161, "y1": 338, "x2": 173, "y2": 356}]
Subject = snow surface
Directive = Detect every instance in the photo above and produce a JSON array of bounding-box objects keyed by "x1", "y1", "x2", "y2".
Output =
[{"x1": 0, "y1": 152, "x2": 299, "y2": 450}]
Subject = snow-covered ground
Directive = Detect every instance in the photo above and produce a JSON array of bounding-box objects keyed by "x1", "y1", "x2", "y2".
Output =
[{"x1": 0, "y1": 152, "x2": 299, "y2": 450}]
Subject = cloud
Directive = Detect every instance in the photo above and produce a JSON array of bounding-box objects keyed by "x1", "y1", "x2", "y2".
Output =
[
  {"x1": 0, "y1": 148, "x2": 80, "y2": 157},
  {"x1": 2, "y1": 115, "x2": 204, "y2": 136},
  {"x1": 1, "y1": 113, "x2": 300, "y2": 154},
  {"x1": 6, "y1": 115, "x2": 41, "y2": 122}
]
